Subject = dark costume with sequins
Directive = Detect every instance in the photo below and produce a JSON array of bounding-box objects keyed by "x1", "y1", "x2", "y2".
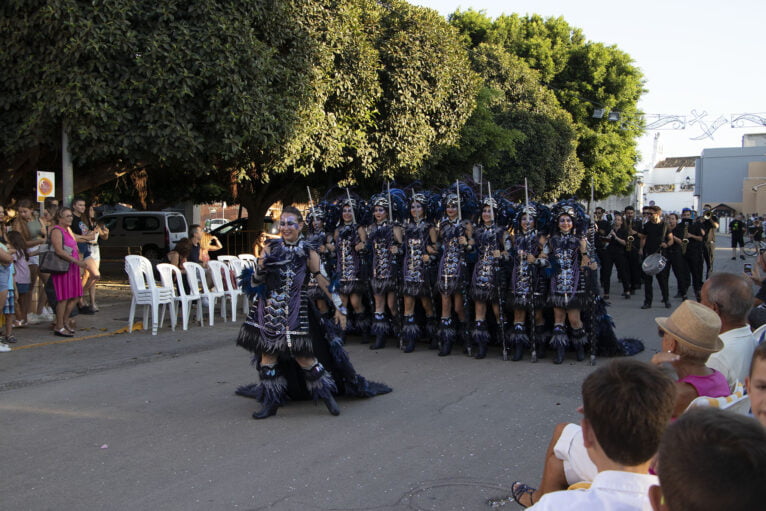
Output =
[
  {"x1": 306, "y1": 229, "x2": 330, "y2": 303},
  {"x1": 402, "y1": 219, "x2": 434, "y2": 298},
  {"x1": 435, "y1": 217, "x2": 471, "y2": 355},
  {"x1": 235, "y1": 238, "x2": 391, "y2": 418},
  {"x1": 469, "y1": 222, "x2": 506, "y2": 358},
  {"x1": 334, "y1": 223, "x2": 365, "y2": 296},
  {"x1": 547, "y1": 232, "x2": 588, "y2": 362},
  {"x1": 507, "y1": 228, "x2": 548, "y2": 359},
  {"x1": 367, "y1": 220, "x2": 399, "y2": 346}
]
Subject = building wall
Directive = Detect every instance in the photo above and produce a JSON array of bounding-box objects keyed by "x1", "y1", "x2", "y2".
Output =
[{"x1": 696, "y1": 146, "x2": 766, "y2": 206}]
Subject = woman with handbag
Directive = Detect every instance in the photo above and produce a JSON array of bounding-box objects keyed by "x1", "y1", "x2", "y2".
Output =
[{"x1": 49, "y1": 207, "x2": 87, "y2": 337}]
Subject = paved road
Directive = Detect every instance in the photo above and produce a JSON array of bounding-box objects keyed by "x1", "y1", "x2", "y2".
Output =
[{"x1": 0, "y1": 238, "x2": 749, "y2": 510}]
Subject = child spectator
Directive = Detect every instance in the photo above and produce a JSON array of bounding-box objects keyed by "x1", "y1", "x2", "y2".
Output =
[
  {"x1": 746, "y1": 342, "x2": 766, "y2": 428},
  {"x1": 7, "y1": 231, "x2": 30, "y2": 329},
  {"x1": 0, "y1": 206, "x2": 15, "y2": 349},
  {"x1": 649, "y1": 407, "x2": 766, "y2": 511}
]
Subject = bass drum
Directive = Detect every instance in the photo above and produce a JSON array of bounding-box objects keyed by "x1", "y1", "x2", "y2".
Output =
[{"x1": 642, "y1": 253, "x2": 668, "y2": 276}]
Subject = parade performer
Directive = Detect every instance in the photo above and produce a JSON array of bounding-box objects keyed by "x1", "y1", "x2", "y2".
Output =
[
  {"x1": 435, "y1": 183, "x2": 477, "y2": 356},
  {"x1": 602, "y1": 213, "x2": 632, "y2": 299},
  {"x1": 623, "y1": 206, "x2": 643, "y2": 293},
  {"x1": 507, "y1": 203, "x2": 550, "y2": 361},
  {"x1": 400, "y1": 190, "x2": 439, "y2": 353},
  {"x1": 547, "y1": 200, "x2": 591, "y2": 364},
  {"x1": 332, "y1": 193, "x2": 370, "y2": 341},
  {"x1": 469, "y1": 191, "x2": 511, "y2": 359},
  {"x1": 666, "y1": 213, "x2": 691, "y2": 301},
  {"x1": 681, "y1": 208, "x2": 705, "y2": 301},
  {"x1": 367, "y1": 188, "x2": 405, "y2": 350},
  {"x1": 305, "y1": 202, "x2": 334, "y2": 314},
  {"x1": 639, "y1": 205, "x2": 672, "y2": 310},
  {"x1": 236, "y1": 206, "x2": 390, "y2": 419}
]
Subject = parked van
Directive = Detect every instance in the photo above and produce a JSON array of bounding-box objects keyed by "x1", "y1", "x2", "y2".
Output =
[{"x1": 98, "y1": 211, "x2": 188, "y2": 261}]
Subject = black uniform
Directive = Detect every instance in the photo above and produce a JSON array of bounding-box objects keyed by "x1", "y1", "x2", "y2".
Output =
[
  {"x1": 601, "y1": 224, "x2": 631, "y2": 296},
  {"x1": 625, "y1": 217, "x2": 643, "y2": 291},
  {"x1": 702, "y1": 214, "x2": 719, "y2": 278},
  {"x1": 683, "y1": 219, "x2": 705, "y2": 299},
  {"x1": 668, "y1": 223, "x2": 691, "y2": 299},
  {"x1": 641, "y1": 220, "x2": 670, "y2": 307}
]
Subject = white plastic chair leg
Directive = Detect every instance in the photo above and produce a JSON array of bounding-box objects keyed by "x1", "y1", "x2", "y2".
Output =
[{"x1": 128, "y1": 299, "x2": 137, "y2": 333}]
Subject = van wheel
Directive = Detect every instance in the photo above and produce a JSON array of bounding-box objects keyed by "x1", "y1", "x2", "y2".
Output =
[{"x1": 142, "y1": 246, "x2": 161, "y2": 261}]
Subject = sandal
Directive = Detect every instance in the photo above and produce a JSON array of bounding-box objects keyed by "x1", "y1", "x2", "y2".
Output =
[
  {"x1": 4, "y1": 335, "x2": 17, "y2": 344},
  {"x1": 54, "y1": 328, "x2": 73, "y2": 338},
  {"x1": 510, "y1": 481, "x2": 537, "y2": 508}
]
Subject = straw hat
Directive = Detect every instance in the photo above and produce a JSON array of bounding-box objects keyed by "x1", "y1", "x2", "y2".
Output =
[{"x1": 655, "y1": 300, "x2": 723, "y2": 353}]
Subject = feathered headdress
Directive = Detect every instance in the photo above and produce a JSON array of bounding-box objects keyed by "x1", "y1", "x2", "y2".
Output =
[
  {"x1": 441, "y1": 182, "x2": 479, "y2": 220},
  {"x1": 550, "y1": 198, "x2": 589, "y2": 234},
  {"x1": 369, "y1": 186, "x2": 408, "y2": 223}
]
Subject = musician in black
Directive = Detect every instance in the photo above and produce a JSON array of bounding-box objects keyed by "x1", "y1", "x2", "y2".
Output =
[
  {"x1": 701, "y1": 206, "x2": 719, "y2": 278},
  {"x1": 623, "y1": 206, "x2": 643, "y2": 292},
  {"x1": 593, "y1": 207, "x2": 612, "y2": 298},
  {"x1": 639, "y1": 205, "x2": 671, "y2": 309},
  {"x1": 666, "y1": 213, "x2": 691, "y2": 300},
  {"x1": 681, "y1": 208, "x2": 706, "y2": 301}
]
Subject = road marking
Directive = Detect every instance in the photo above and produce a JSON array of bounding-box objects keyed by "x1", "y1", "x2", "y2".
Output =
[{"x1": 11, "y1": 323, "x2": 145, "y2": 351}]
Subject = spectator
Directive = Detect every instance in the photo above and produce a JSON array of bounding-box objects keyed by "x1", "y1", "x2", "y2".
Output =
[
  {"x1": 188, "y1": 224, "x2": 202, "y2": 264},
  {"x1": 746, "y1": 251, "x2": 766, "y2": 329},
  {"x1": 163, "y1": 238, "x2": 192, "y2": 293},
  {"x1": 70, "y1": 197, "x2": 99, "y2": 314},
  {"x1": 11, "y1": 199, "x2": 46, "y2": 324},
  {"x1": 651, "y1": 299, "x2": 730, "y2": 417},
  {"x1": 49, "y1": 207, "x2": 87, "y2": 337},
  {"x1": 7, "y1": 231, "x2": 30, "y2": 331},
  {"x1": 513, "y1": 300, "x2": 728, "y2": 507},
  {"x1": 83, "y1": 205, "x2": 109, "y2": 312},
  {"x1": 701, "y1": 273, "x2": 758, "y2": 389},
  {"x1": 199, "y1": 231, "x2": 223, "y2": 264},
  {"x1": 729, "y1": 213, "x2": 746, "y2": 260},
  {"x1": 0, "y1": 206, "x2": 14, "y2": 352},
  {"x1": 520, "y1": 360, "x2": 675, "y2": 510},
  {"x1": 648, "y1": 407, "x2": 766, "y2": 511},
  {"x1": 746, "y1": 342, "x2": 766, "y2": 428}
]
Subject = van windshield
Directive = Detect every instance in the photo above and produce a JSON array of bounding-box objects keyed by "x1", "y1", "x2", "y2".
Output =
[{"x1": 167, "y1": 216, "x2": 187, "y2": 233}]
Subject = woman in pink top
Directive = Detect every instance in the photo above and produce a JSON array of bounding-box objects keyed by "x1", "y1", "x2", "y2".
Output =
[
  {"x1": 50, "y1": 207, "x2": 87, "y2": 337},
  {"x1": 652, "y1": 300, "x2": 730, "y2": 418}
]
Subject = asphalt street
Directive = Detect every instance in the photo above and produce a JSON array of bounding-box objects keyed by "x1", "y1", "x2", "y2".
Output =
[{"x1": 0, "y1": 237, "x2": 749, "y2": 510}]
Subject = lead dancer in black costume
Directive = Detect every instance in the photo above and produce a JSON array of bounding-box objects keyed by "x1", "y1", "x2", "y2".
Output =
[
  {"x1": 507, "y1": 204, "x2": 549, "y2": 361},
  {"x1": 469, "y1": 197, "x2": 510, "y2": 359},
  {"x1": 547, "y1": 201, "x2": 591, "y2": 364},
  {"x1": 400, "y1": 191, "x2": 439, "y2": 353},
  {"x1": 236, "y1": 206, "x2": 390, "y2": 419},
  {"x1": 435, "y1": 186, "x2": 476, "y2": 357},
  {"x1": 367, "y1": 192, "x2": 404, "y2": 350}
]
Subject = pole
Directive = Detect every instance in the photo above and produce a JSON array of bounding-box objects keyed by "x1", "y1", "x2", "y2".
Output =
[
  {"x1": 456, "y1": 180, "x2": 461, "y2": 221},
  {"x1": 387, "y1": 182, "x2": 393, "y2": 222},
  {"x1": 61, "y1": 125, "x2": 74, "y2": 206},
  {"x1": 524, "y1": 177, "x2": 530, "y2": 214},
  {"x1": 488, "y1": 181, "x2": 494, "y2": 223},
  {"x1": 307, "y1": 186, "x2": 315, "y2": 210},
  {"x1": 346, "y1": 188, "x2": 356, "y2": 224}
]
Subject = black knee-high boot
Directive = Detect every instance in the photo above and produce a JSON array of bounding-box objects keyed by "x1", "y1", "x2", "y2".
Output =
[
  {"x1": 534, "y1": 324, "x2": 547, "y2": 360},
  {"x1": 459, "y1": 320, "x2": 471, "y2": 355},
  {"x1": 400, "y1": 314, "x2": 420, "y2": 353},
  {"x1": 426, "y1": 315, "x2": 439, "y2": 349},
  {"x1": 437, "y1": 317, "x2": 456, "y2": 356},
  {"x1": 509, "y1": 322, "x2": 529, "y2": 361},
  {"x1": 251, "y1": 363, "x2": 288, "y2": 420},
  {"x1": 571, "y1": 327, "x2": 587, "y2": 362},
  {"x1": 473, "y1": 320, "x2": 490, "y2": 359},
  {"x1": 303, "y1": 362, "x2": 340, "y2": 416},
  {"x1": 550, "y1": 324, "x2": 569, "y2": 365},
  {"x1": 370, "y1": 312, "x2": 388, "y2": 350}
]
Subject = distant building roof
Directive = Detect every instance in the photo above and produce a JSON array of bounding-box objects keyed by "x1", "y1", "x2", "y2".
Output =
[{"x1": 654, "y1": 157, "x2": 698, "y2": 170}]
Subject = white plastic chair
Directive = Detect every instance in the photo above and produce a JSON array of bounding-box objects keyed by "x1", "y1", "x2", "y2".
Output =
[
  {"x1": 216, "y1": 255, "x2": 238, "y2": 265},
  {"x1": 752, "y1": 323, "x2": 766, "y2": 345},
  {"x1": 208, "y1": 260, "x2": 243, "y2": 322},
  {"x1": 156, "y1": 263, "x2": 203, "y2": 330},
  {"x1": 124, "y1": 255, "x2": 176, "y2": 335},
  {"x1": 238, "y1": 253, "x2": 258, "y2": 269},
  {"x1": 183, "y1": 261, "x2": 225, "y2": 326},
  {"x1": 224, "y1": 257, "x2": 251, "y2": 315}
]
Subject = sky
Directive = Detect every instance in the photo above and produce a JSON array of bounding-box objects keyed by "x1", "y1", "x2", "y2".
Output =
[{"x1": 413, "y1": 0, "x2": 766, "y2": 170}]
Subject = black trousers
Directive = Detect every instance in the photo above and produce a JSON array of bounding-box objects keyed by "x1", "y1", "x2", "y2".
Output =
[
  {"x1": 600, "y1": 249, "x2": 630, "y2": 295},
  {"x1": 703, "y1": 241, "x2": 715, "y2": 278},
  {"x1": 667, "y1": 249, "x2": 690, "y2": 297},
  {"x1": 643, "y1": 260, "x2": 670, "y2": 305},
  {"x1": 684, "y1": 249, "x2": 704, "y2": 296},
  {"x1": 627, "y1": 249, "x2": 643, "y2": 290}
]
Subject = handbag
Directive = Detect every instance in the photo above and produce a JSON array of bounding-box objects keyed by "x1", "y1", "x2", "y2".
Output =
[{"x1": 38, "y1": 241, "x2": 73, "y2": 273}]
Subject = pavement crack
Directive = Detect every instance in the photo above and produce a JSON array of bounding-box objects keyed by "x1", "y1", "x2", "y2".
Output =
[{"x1": 436, "y1": 387, "x2": 479, "y2": 414}]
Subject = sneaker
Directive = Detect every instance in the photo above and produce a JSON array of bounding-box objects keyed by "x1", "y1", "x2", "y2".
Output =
[
  {"x1": 4, "y1": 335, "x2": 17, "y2": 344},
  {"x1": 27, "y1": 313, "x2": 43, "y2": 325},
  {"x1": 0, "y1": 343, "x2": 11, "y2": 353},
  {"x1": 42, "y1": 306, "x2": 54, "y2": 316}
]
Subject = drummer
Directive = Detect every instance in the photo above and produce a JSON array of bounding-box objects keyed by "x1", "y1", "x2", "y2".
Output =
[{"x1": 639, "y1": 205, "x2": 672, "y2": 309}]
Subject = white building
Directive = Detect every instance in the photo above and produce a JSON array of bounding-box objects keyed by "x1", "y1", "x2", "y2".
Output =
[{"x1": 642, "y1": 156, "x2": 697, "y2": 213}]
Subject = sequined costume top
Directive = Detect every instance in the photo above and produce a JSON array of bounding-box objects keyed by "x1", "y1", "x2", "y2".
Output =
[
  {"x1": 470, "y1": 223, "x2": 505, "y2": 303},
  {"x1": 236, "y1": 238, "x2": 313, "y2": 357},
  {"x1": 437, "y1": 217, "x2": 469, "y2": 296},
  {"x1": 402, "y1": 219, "x2": 434, "y2": 297},
  {"x1": 548, "y1": 233, "x2": 585, "y2": 309},
  {"x1": 368, "y1": 221, "x2": 398, "y2": 295},
  {"x1": 509, "y1": 229, "x2": 546, "y2": 308},
  {"x1": 334, "y1": 223, "x2": 364, "y2": 295},
  {"x1": 306, "y1": 230, "x2": 329, "y2": 301}
]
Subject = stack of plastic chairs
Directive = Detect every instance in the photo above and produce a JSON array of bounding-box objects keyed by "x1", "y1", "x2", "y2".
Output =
[
  {"x1": 207, "y1": 260, "x2": 244, "y2": 322},
  {"x1": 183, "y1": 262, "x2": 226, "y2": 326},
  {"x1": 124, "y1": 255, "x2": 176, "y2": 335}
]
